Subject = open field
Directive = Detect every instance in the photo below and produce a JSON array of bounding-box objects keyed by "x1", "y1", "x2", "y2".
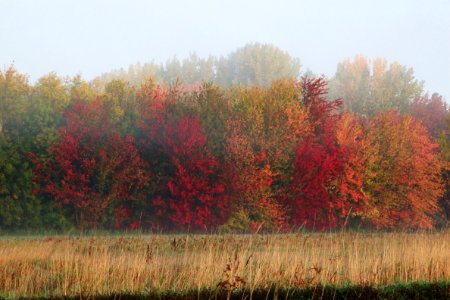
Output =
[{"x1": 0, "y1": 231, "x2": 449, "y2": 299}]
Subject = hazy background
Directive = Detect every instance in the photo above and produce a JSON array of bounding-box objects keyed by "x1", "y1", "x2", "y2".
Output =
[{"x1": 1, "y1": 0, "x2": 449, "y2": 99}]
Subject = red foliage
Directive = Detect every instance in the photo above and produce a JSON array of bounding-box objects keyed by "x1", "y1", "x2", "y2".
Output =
[
  {"x1": 28, "y1": 79, "x2": 446, "y2": 231},
  {"x1": 300, "y1": 77, "x2": 342, "y2": 135},
  {"x1": 410, "y1": 93, "x2": 449, "y2": 139},
  {"x1": 33, "y1": 99, "x2": 149, "y2": 229},
  {"x1": 138, "y1": 89, "x2": 229, "y2": 231},
  {"x1": 164, "y1": 116, "x2": 229, "y2": 230},
  {"x1": 290, "y1": 137, "x2": 344, "y2": 229},
  {"x1": 288, "y1": 77, "x2": 345, "y2": 230}
]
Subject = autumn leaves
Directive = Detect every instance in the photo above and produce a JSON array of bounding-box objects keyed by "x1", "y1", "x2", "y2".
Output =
[{"x1": 29, "y1": 77, "x2": 447, "y2": 231}]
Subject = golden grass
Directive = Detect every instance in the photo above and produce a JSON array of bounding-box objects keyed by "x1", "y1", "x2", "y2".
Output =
[{"x1": 0, "y1": 231, "x2": 449, "y2": 297}]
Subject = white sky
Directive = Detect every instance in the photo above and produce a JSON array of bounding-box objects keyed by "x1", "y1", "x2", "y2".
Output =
[{"x1": 1, "y1": 0, "x2": 449, "y2": 100}]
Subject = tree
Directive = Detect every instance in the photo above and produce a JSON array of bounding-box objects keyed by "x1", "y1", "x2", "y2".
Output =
[
  {"x1": 371, "y1": 59, "x2": 423, "y2": 115},
  {"x1": 329, "y1": 56, "x2": 423, "y2": 116},
  {"x1": 221, "y1": 118, "x2": 286, "y2": 232},
  {"x1": 69, "y1": 75, "x2": 96, "y2": 102},
  {"x1": 0, "y1": 68, "x2": 37, "y2": 229},
  {"x1": 288, "y1": 77, "x2": 345, "y2": 230},
  {"x1": 33, "y1": 99, "x2": 149, "y2": 229},
  {"x1": 363, "y1": 112, "x2": 444, "y2": 229},
  {"x1": 179, "y1": 53, "x2": 216, "y2": 84},
  {"x1": 34, "y1": 73, "x2": 70, "y2": 111},
  {"x1": 183, "y1": 83, "x2": 231, "y2": 160},
  {"x1": 410, "y1": 93, "x2": 449, "y2": 139},
  {"x1": 96, "y1": 44, "x2": 301, "y2": 90},
  {"x1": 0, "y1": 135, "x2": 41, "y2": 228},
  {"x1": 437, "y1": 117, "x2": 450, "y2": 224},
  {"x1": 163, "y1": 116, "x2": 228, "y2": 230},
  {"x1": 138, "y1": 87, "x2": 229, "y2": 231},
  {"x1": 162, "y1": 56, "x2": 182, "y2": 84},
  {"x1": 0, "y1": 68, "x2": 71, "y2": 229},
  {"x1": 334, "y1": 113, "x2": 368, "y2": 220},
  {"x1": 217, "y1": 43, "x2": 301, "y2": 87},
  {"x1": 328, "y1": 55, "x2": 370, "y2": 113},
  {"x1": 0, "y1": 67, "x2": 29, "y2": 135},
  {"x1": 221, "y1": 80, "x2": 309, "y2": 232}
]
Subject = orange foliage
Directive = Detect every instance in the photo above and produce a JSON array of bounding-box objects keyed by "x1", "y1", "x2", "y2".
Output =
[
  {"x1": 364, "y1": 112, "x2": 444, "y2": 229},
  {"x1": 334, "y1": 113, "x2": 368, "y2": 217},
  {"x1": 223, "y1": 118, "x2": 288, "y2": 231}
]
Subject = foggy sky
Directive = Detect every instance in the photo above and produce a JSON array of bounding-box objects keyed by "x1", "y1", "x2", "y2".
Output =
[{"x1": 1, "y1": 0, "x2": 449, "y2": 100}]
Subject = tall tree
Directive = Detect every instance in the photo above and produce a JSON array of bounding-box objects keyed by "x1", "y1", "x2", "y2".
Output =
[
  {"x1": 221, "y1": 80, "x2": 309, "y2": 232},
  {"x1": 0, "y1": 68, "x2": 71, "y2": 229},
  {"x1": 334, "y1": 113, "x2": 368, "y2": 221},
  {"x1": 163, "y1": 116, "x2": 228, "y2": 230},
  {"x1": 221, "y1": 118, "x2": 286, "y2": 232},
  {"x1": 437, "y1": 117, "x2": 450, "y2": 224},
  {"x1": 363, "y1": 112, "x2": 444, "y2": 229},
  {"x1": 329, "y1": 56, "x2": 423, "y2": 116},
  {"x1": 138, "y1": 87, "x2": 229, "y2": 231},
  {"x1": 288, "y1": 77, "x2": 345, "y2": 230},
  {"x1": 328, "y1": 55, "x2": 370, "y2": 114},
  {"x1": 217, "y1": 43, "x2": 301, "y2": 87},
  {"x1": 0, "y1": 67, "x2": 29, "y2": 135},
  {"x1": 0, "y1": 68, "x2": 37, "y2": 229}
]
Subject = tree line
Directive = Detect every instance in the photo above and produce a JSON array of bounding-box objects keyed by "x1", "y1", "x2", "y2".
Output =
[
  {"x1": 0, "y1": 45, "x2": 448, "y2": 232},
  {"x1": 96, "y1": 43, "x2": 301, "y2": 89}
]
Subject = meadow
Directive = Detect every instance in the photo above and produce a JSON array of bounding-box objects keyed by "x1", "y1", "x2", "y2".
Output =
[{"x1": 0, "y1": 231, "x2": 449, "y2": 299}]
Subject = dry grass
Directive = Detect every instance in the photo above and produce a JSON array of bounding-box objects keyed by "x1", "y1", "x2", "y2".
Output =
[{"x1": 0, "y1": 231, "x2": 449, "y2": 297}]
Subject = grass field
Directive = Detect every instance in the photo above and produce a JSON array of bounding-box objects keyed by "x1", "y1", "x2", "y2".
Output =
[{"x1": 0, "y1": 231, "x2": 449, "y2": 299}]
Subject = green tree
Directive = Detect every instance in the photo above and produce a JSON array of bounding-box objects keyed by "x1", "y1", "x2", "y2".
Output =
[
  {"x1": 96, "y1": 44, "x2": 301, "y2": 89},
  {"x1": 217, "y1": 43, "x2": 301, "y2": 87},
  {"x1": 69, "y1": 75, "x2": 96, "y2": 102},
  {"x1": 103, "y1": 80, "x2": 132, "y2": 121},
  {"x1": 329, "y1": 56, "x2": 423, "y2": 116},
  {"x1": 34, "y1": 73, "x2": 70, "y2": 110},
  {"x1": 0, "y1": 68, "x2": 72, "y2": 230},
  {"x1": 0, "y1": 67, "x2": 29, "y2": 135},
  {"x1": 162, "y1": 56, "x2": 182, "y2": 84},
  {"x1": 328, "y1": 55, "x2": 370, "y2": 113}
]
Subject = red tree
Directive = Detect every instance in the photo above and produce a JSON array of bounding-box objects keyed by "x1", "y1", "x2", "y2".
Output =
[
  {"x1": 288, "y1": 77, "x2": 345, "y2": 230},
  {"x1": 410, "y1": 93, "x2": 449, "y2": 139},
  {"x1": 138, "y1": 88, "x2": 229, "y2": 231},
  {"x1": 164, "y1": 116, "x2": 228, "y2": 230},
  {"x1": 32, "y1": 99, "x2": 149, "y2": 229}
]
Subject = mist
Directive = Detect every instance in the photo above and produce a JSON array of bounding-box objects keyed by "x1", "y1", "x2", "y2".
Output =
[{"x1": 1, "y1": 0, "x2": 449, "y2": 100}]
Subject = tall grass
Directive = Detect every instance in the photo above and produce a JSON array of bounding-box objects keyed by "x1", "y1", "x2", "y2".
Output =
[{"x1": 0, "y1": 231, "x2": 448, "y2": 298}]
